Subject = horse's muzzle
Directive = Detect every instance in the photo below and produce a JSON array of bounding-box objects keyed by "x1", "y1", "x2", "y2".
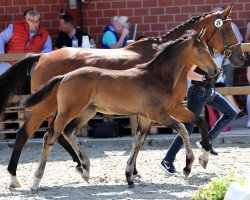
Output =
[{"x1": 227, "y1": 43, "x2": 246, "y2": 67}]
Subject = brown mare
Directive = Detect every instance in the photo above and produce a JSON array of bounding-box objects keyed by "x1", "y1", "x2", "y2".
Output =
[
  {"x1": 23, "y1": 30, "x2": 217, "y2": 191},
  {"x1": 0, "y1": 5, "x2": 245, "y2": 188}
]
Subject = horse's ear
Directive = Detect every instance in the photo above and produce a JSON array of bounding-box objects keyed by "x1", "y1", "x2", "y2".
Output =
[
  {"x1": 195, "y1": 28, "x2": 206, "y2": 40},
  {"x1": 221, "y1": 4, "x2": 233, "y2": 19}
]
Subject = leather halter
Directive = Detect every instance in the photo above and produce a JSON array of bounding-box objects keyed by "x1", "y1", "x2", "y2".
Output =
[{"x1": 207, "y1": 13, "x2": 241, "y2": 60}]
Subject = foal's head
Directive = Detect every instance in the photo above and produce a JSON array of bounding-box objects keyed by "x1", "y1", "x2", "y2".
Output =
[
  {"x1": 145, "y1": 29, "x2": 218, "y2": 77},
  {"x1": 181, "y1": 29, "x2": 218, "y2": 77}
]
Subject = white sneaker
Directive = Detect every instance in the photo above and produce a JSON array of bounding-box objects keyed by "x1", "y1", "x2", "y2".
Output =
[{"x1": 247, "y1": 121, "x2": 250, "y2": 128}]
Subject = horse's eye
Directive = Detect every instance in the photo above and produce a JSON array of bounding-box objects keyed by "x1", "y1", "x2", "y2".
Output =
[
  {"x1": 198, "y1": 47, "x2": 204, "y2": 53},
  {"x1": 227, "y1": 29, "x2": 232, "y2": 34}
]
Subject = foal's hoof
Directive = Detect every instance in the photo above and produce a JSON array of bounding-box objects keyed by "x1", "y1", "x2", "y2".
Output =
[
  {"x1": 128, "y1": 181, "x2": 135, "y2": 188},
  {"x1": 30, "y1": 187, "x2": 38, "y2": 194},
  {"x1": 75, "y1": 165, "x2": 84, "y2": 175},
  {"x1": 183, "y1": 168, "x2": 191, "y2": 177},
  {"x1": 82, "y1": 175, "x2": 90, "y2": 183},
  {"x1": 82, "y1": 169, "x2": 90, "y2": 183},
  {"x1": 199, "y1": 157, "x2": 208, "y2": 169}
]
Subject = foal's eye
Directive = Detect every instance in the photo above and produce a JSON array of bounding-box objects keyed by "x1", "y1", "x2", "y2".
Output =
[{"x1": 198, "y1": 47, "x2": 204, "y2": 53}]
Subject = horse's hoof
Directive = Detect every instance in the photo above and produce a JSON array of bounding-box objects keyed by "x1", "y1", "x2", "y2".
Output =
[
  {"x1": 82, "y1": 175, "x2": 90, "y2": 183},
  {"x1": 30, "y1": 187, "x2": 38, "y2": 194},
  {"x1": 81, "y1": 168, "x2": 90, "y2": 182},
  {"x1": 75, "y1": 165, "x2": 84, "y2": 175},
  {"x1": 183, "y1": 168, "x2": 190, "y2": 177},
  {"x1": 9, "y1": 181, "x2": 21, "y2": 188},
  {"x1": 128, "y1": 181, "x2": 135, "y2": 188},
  {"x1": 199, "y1": 157, "x2": 208, "y2": 169}
]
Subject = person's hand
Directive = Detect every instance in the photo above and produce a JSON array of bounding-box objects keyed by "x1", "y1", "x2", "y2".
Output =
[
  {"x1": 202, "y1": 74, "x2": 217, "y2": 101},
  {"x1": 121, "y1": 28, "x2": 129, "y2": 37}
]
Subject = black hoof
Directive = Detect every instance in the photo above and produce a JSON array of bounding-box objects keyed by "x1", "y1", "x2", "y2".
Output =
[
  {"x1": 128, "y1": 181, "x2": 135, "y2": 188},
  {"x1": 183, "y1": 167, "x2": 191, "y2": 177}
]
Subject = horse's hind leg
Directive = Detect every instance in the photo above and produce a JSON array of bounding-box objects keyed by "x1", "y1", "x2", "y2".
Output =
[
  {"x1": 126, "y1": 116, "x2": 152, "y2": 187},
  {"x1": 63, "y1": 133, "x2": 90, "y2": 182},
  {"x1": 8, "y1": 109, "x2": 51, "y2": 188},
  {"x1": 62, "y1": 107, "x2": 97, "y2": 181}
]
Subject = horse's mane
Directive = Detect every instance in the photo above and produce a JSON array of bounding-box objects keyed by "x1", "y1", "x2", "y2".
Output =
[
  {"x1": 131, "y1": 11, "x2": 217, "y2": 46},
  {"x1": 145, "y1": 30, "x2": 196, "y2": 69}
]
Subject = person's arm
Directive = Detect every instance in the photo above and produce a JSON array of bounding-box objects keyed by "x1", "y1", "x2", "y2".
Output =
[
  {"x1": 245, "y1": 22, "x2": 250, "y2": 43},
  {"x1": 247, "y1": 67, "x2": 250, "y2": 84},
  {"x1": 0, "y1": 24, "x2": 14, "y2": 54},
  {"x1": 110, "y1": 28, "x2": 129, "y2": 49},
  {"x1": 187, "y1": 65, "x2": 204, "y2": 81},
  {"x1": 41, "y1": 35, "x2": 52, "y2": 53}
]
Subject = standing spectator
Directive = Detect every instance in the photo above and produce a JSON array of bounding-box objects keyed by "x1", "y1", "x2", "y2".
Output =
[
  {"x1": 0, "y1": 9, "x2": 52, "y2": 75},
  {"x1": 54, "y1": 14, "x2": 90, "y2": 49},
  {"x1": 245, "y1": 22, "x2": 250, "y2": 127},
  {"x1": 101, "y1": 16, "x2": 130, "y2": 49}
]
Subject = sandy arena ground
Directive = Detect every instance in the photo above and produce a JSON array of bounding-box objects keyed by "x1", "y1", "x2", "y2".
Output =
[{"x1": 0, "y1": 138, "x2": 249, "y2": 200}]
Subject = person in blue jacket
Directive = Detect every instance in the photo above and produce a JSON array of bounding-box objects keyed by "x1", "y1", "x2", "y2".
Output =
[{"x1": 101, "y1": 16, "x2": 130, "y2": 49}]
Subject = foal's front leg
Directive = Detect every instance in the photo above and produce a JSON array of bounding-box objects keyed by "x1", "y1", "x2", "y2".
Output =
[
  {"x1": 168, "y1": 104, "x2": 211, "y2": 169},
  {"x1": 157, "y1": 111, "x2": 195, "y2": 176}
]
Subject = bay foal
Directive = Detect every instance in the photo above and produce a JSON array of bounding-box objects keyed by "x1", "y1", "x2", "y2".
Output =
[{"x1": 23, "y1": 30, "x2": 218, "y2": 191}]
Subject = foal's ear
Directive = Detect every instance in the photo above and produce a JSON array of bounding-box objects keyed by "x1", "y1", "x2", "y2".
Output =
[
  {"x1": 221, "y1": 4, "x2": 233, "y2": 19},
  {"x1": 195, "y1": 28, "x2": 206, "y2": 40}
]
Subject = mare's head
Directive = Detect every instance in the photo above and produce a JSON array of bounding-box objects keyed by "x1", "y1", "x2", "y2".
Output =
[
  {"x1": 202, "y1": 5, "x2": 245, "y2": 67},
  {"x1": 180, "y1": 29, "x2": 218, "y2": 77}
]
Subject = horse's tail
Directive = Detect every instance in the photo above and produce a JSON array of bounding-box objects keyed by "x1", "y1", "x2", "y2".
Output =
[
  {"x1": 0, "y1": 53, "x2": 41, "y2": 116},
  {"x1": 23, "y1": 75, "x2": 64, "y2": 108}
]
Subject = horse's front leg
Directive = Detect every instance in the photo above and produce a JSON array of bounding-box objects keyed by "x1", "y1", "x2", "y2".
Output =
[
  {"x1": 195, "y1": 116, "x2": 211, "y2": 169},
  {"x1": 168, "y1": 104, "x2": 211, "y2": 169},
  {"x1": 126, "y1": 116, "x2": 152, "y2": 187}
]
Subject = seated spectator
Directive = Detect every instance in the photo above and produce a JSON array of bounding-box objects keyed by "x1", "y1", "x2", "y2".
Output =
[
  {"x1": 0, "y1": 9, "x2": 52, "y2": 75},
  {"x1": 101, "y1": 16, "x2": 130, "y2": 49},
  {"x1": 54, "y1": 14, "x2": 90, "y2": 49}
]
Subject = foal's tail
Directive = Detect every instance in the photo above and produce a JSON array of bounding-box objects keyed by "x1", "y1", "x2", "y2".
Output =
[
  {"x1": 23, "y1": 75, "x2": 64, "y2": 108},
  {"x1": 0, "y1": 54, "x2": 41, "y2": 116}
]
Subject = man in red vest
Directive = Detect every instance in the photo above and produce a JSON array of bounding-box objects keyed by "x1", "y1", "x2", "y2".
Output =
[{"x1": 0, "y1": 9, "x2": 52, "y2": 75}]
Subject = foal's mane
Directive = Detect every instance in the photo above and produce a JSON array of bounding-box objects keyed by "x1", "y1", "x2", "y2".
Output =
[
  {"x1": 131, "y1": 10, "x2": 217, "y2": 46},
  {"x1": 144, "y1": 31, "x2": 195, "y2": 69}
]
